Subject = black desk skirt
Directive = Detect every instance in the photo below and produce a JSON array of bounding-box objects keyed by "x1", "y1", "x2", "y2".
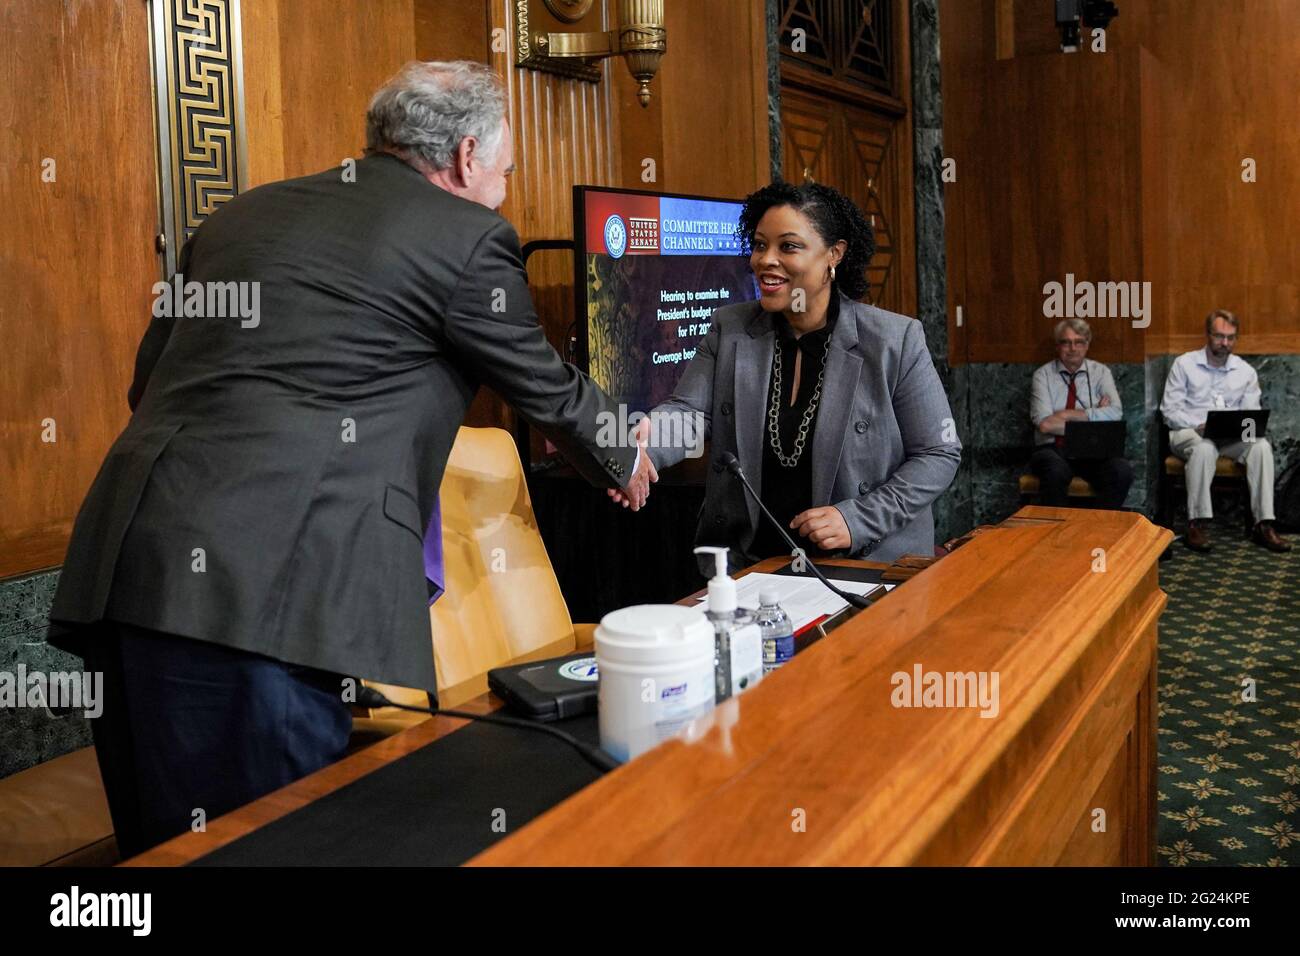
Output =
[
  {"x1": 529, "y1": 472, "x2": 707, "y2": 623},
  {"x1": 191, "y1": 714, "x2": 602, "y2": 867}
]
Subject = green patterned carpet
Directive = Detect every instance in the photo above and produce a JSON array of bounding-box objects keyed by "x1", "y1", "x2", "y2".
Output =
[{"x1": 1157, "y1": 518, "x2": 1300, "y2": 866}]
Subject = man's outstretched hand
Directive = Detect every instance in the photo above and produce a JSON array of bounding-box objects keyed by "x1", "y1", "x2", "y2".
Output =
[{"x1": 606, "y1": 417, "x2": 658, "y2": 511}]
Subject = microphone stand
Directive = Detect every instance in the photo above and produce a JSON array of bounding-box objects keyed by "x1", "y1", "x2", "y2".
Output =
[{"x1": 720, "y1": 453, "x2": 873, "y2": 610}]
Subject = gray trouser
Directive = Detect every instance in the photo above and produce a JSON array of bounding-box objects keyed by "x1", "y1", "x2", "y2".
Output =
[{"x1": 1169, "y1": 428, "x2": 1274, "y2": 522}]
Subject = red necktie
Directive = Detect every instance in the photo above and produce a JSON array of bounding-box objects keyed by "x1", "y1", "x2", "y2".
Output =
[{"x1": 1055, "y1": 373, "x2": 1078, "y2": 449}]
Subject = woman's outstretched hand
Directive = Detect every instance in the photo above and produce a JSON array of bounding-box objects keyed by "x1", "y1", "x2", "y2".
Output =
[{"x1": 790, "y1": 506, "x2": 851, "y2": 552}]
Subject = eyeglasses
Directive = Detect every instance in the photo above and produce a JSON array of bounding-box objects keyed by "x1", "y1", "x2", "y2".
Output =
[
  {"x1": 1056, "y1": 339, "x2": 1088, "y2": 348},
  {"x1": 1209, "y1": 333, "x2": 1237, "y2": 342}
]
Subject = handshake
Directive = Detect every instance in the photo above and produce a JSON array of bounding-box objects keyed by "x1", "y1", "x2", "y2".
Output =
[{"x1": 606, "y1": 418, "x2": 659, "y2": 511}]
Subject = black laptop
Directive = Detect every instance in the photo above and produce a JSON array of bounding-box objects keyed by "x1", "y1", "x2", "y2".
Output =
[
  {"x1": 1204, "y1": 409, "x2": 1270, "y2": 442},
  {"x1": 1063, "y1": 420, "x2": 1126, "y2": 459}
]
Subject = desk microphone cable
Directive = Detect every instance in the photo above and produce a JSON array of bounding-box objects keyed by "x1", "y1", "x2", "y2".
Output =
[
  {"x1": 720, "y1": 452, "x2": 873, "y2": 609},
  {"x1": 354, "y1": 685, "x2": 620, "y2": 773}
]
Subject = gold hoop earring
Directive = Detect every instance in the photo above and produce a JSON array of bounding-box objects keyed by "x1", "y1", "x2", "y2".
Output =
[{"x1": 829, "y1": 264, "x2": 836, "y2": 283}]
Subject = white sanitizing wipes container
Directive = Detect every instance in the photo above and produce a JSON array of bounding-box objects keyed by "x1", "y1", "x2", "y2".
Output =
[{"x1": 595, "y1": 604, "x2": 716, "y2": 763}]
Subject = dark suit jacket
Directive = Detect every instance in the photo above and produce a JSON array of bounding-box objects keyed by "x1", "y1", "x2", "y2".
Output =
[
  {"x1": 48, "y1": 153, "x2": 635, "y2": 690},
  {"x1": 648, "y1": 296, "x2": 960, "y2": 568}
]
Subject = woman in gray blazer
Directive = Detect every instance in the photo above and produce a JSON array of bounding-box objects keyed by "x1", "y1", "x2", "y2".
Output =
[{"x1": 614, "y1": 182, "x2": 960, "y2": 570}]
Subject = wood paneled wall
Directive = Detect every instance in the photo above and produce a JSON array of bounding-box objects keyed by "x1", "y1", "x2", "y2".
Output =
[
  {"x1": 659, "y1": 0, "x2": 770, "y2": 198},
  {"x1": 415, "y1": 0, "x2": 490, "y2": 65},
  {"x1": 242, "y1": 0, "x2": 417, "y2": 186},
  {"x1": 1139, "y1": 1, "x2": 1299, "y2": 354},
  {"x1": 943, "y1": 46, "x2": 1158, "y2": 365},
  {"x1": 941, "y1": 0, "x2": 1300, "y2": 362},
  {"x1": 0, "y1": 0, "x2": 160, "y2": 578}
]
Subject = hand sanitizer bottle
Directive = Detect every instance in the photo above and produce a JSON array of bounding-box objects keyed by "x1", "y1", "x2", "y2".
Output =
[{"x1": 694, "y1": 547, "x2": 763, "y2": 702}]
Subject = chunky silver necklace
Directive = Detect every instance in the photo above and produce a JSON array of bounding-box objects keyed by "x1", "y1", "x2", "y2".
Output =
[{"x1": 767, "y1": 336, "x2": 829, "y2": 467}]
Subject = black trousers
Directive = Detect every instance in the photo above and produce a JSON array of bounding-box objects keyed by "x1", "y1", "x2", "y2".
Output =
[
  {"x1": 78, "y1": 621, "x2": 353, "y2": 860},
  {"x1": 1029, "y1": 445, "x2": 1134, "y2": 510}
]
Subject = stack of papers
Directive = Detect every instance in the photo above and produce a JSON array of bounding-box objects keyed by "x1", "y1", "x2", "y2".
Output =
[{"x1": 695, "y1": 572, "x2": 892, "y2": 633}]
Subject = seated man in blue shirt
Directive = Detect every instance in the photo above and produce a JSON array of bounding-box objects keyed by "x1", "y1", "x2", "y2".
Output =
[
  {"x1": 1161, "y1": 309, "x2": 1290, "y2": 553},
  {"x1": 1028, "y1": 318, "x2": 1133, "y2": 509}
]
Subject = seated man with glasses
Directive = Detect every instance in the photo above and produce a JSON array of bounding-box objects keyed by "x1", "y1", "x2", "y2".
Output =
[
  {"x1": 1028, "y1": 318, "x2": 1133, "y2": 509},
  {"x1": 1161, "y1": 309, "x2": 1290, "y2": 553}
]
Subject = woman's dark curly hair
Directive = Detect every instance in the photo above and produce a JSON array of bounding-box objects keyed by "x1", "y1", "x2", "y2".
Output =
[{"x1": 735, "y1": 181, "x2": 875, "y2": 301}]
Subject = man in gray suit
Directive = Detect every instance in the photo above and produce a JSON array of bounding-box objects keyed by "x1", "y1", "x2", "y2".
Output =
[{"x1": 47, "y1": 61, "x2": 652, "y2": 856}]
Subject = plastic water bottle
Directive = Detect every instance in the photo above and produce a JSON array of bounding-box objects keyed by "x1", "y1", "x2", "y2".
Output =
[{"x1": 755, "y1": 586, "x2": 794, "y2": 674}]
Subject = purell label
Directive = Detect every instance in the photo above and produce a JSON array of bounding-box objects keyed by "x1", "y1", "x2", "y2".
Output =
[
  {"x1": 654, "y1": 676, "x2": 713, "y2": 742},
  {"x1": 729, "y1": 622, "x2": 763, "y2": 695}
]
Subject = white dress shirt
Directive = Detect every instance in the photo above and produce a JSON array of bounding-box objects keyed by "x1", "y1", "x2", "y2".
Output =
[
  {"x1": 1160, "y1": 348, "x2": 1262, "y2": 430},
  {"x1": 1029, "y1": 358, "x2": 1122, "y2": 446}
]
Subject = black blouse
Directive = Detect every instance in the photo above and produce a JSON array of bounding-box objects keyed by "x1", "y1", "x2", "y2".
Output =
[{"x1": 750, "y1": 293, "x2": 841, "y2": 560}]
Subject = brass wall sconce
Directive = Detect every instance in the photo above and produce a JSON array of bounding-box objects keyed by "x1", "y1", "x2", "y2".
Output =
[{"x1": 516, "y1": 0, "x2": 666, "y2": 107}]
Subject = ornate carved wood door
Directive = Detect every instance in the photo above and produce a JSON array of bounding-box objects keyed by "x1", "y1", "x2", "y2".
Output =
[{"x1": 777, "y1": 0, "x2": 916, "y2": 317}]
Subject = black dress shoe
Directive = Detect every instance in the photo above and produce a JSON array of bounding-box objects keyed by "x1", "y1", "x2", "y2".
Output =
[{"x1": 1185, "y1": 520, "x2": 1213, "y2": 553}]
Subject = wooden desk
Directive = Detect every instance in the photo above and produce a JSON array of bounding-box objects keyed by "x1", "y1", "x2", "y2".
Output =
[
  {"x1": 473, "y1": 506, "x2": 1171, "y2": 865},
  {"x1": 129, "y1": 506, "x2": 1170, "y2": 866}
]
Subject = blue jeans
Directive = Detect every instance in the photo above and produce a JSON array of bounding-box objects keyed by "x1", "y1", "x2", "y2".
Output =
[{"x1": 81, "y1": 622, "x2": 352, "y2": 859}]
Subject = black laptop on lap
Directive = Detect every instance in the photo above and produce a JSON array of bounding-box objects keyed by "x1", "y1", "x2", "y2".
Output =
[
  {"x1": 1203, "y1": 409, "x2": 1270, "y2": 443},
  {"x1": 1063, "y1": 420, "x2": 1126, "y2": 459}
]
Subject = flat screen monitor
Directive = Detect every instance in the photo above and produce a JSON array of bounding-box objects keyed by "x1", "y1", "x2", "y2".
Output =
[{"x1": 573, "y1": 185, "x2": 758, "y2": 415}]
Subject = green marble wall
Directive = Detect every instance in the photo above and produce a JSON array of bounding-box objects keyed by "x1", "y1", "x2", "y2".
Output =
[
  {"x1": 910, "y1": 0, "x2": 970, "y2": 545},
  {"x1": 955, "y1": 361, "x2": 1145, "y2": 529},
  {"x1": 766, "y1": 0, "x2": 783, "y2": 182},
  {"x1": 1251, "y1": 354, "x2": 1300, "y2": 469},
  {"x1": 0, "y1": 568, "x2": 91, "y2": 779},
  {"x1": 941, "y1": 355, "x2": 1300, "y2": 535}
]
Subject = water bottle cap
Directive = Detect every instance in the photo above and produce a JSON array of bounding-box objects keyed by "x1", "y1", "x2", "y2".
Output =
[{"x1": 759, "y1": 585, "x2": 780, "y2": 607}]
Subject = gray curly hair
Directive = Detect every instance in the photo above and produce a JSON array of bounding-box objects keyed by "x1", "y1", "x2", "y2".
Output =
[
  {"x1": 366, "y1": 61, "x2": 506, "y2": 173},
  {"x1": 1053, "y1": 318, "x2": 1093, "y2": 343}
]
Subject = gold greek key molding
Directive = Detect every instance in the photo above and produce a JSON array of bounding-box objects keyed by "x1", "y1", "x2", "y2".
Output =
[{"x1": 148, "y1": 0, "x2": 249, "y2": 274}]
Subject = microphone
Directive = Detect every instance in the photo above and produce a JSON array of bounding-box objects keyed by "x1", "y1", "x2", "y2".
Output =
[{"x1": 719, "y1": 452, "x2": 873, "y2": 610}]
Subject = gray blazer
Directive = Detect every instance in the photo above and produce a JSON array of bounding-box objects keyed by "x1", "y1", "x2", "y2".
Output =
[{"x1": 647, "y1": 297, "x2": 960, "y2": 569}]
